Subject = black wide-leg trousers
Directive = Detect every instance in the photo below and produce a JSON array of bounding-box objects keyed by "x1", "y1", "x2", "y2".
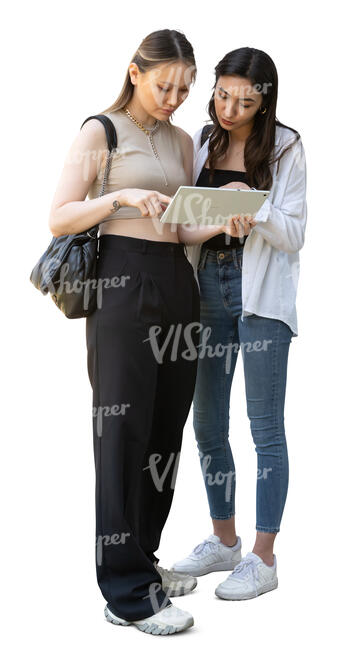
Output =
[{"x1": 85, "y1": 234, "x2": 200, "y2": 622}]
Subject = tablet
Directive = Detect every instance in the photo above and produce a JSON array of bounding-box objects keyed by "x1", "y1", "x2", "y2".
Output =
[{"x1": 160, "y1": 186, "x2": 270, "y2": 225}]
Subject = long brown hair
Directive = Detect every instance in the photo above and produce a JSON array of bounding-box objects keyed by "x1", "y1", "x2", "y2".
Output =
[
  {"x1": 100, "y1": 29, "x2": 196, "y2": 125},
  {"x1": 206, "y1": 47, "x2": 300, "y2": 189}
]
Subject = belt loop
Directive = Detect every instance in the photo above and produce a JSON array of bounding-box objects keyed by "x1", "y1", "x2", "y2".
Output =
[
  {"x1": 140, "y1": 239, "x2": 147, "y2": 254},
  {"x1": 199, "y1": 247, "x2": 208, "y2": 270},
  {"x1": 232, "y1": 248, "x2": 238, "y2": 269}
]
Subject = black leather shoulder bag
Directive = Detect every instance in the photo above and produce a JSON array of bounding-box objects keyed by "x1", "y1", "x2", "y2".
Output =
[{"x1": 29, "y1": 114, "x2": 117, "y2": 319}]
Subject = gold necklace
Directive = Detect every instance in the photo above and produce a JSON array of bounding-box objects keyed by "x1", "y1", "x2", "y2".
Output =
[{"x1": 122, "y1": 107, "x2": 168, "y2": 186}]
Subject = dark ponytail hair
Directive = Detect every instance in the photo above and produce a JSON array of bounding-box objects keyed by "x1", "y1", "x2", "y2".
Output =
[
  {"x1": 100, "y1": 29, "x2": 196, "y2": 125},
  {"x1": 206, "y1": 47, "x2": 300, "y2": 189}
]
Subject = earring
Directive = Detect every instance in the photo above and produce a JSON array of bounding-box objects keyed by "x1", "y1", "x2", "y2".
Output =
[{"x1": 260, "y1": 106, "x2": 267, "y2": 114}]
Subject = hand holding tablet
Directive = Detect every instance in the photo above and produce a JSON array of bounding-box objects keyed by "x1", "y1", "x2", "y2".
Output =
[
  {"x1": 222, "y1": 214, "x2": 253, "y2": 237},
  {"x1": 159, "y1": 185, "x2": 270, "y2": 226}
]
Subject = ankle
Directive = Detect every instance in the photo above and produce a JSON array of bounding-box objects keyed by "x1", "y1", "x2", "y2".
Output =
[
  {"x1": 252, "y1": 549, "x2": 274, "y2": 566},
  {"x1": 218, "y1": 535, "x2": 238, "y2": 547}
]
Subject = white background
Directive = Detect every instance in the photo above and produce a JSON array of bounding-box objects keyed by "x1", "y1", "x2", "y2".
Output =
[{"x1": 2, "y1": 0, "x2": 363, "y2": 647}]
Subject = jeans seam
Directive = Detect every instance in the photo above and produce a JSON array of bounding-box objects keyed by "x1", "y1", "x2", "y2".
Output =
[
  {"x1": 272, "y1": 323, "x2": 282, "y2": 530},
  {"x1": 262, "y1": 321, "x2": 284, "y2": 532},
  {"x1": 276, "y1": 322, "x2": 290, "y2": 523},
  {"x1": 218, "y1": 337, "x2": 232, "y2": 474},
  {"x1": 213, "y1": 328, "x2": 236, "y2": 519}
]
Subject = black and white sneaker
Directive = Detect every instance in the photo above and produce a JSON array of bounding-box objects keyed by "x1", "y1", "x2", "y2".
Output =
[
  {"x1": 154, "y1": 562, "x2": 198, "y2": 596},
  {"x1": 104, "y1": 603, "x2": 194, "y2": 635}
]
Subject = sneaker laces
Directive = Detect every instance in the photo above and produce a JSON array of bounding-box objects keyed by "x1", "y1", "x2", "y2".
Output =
[
  {"x1": 154, "y1": 563, "x2": 172, "y2": 579},
  {"x1": 191, "y1": 538, "x2": 218, "y2": 557},
  {"x1": 231, "y1": 557, "x2": 260, "y2": 587}
]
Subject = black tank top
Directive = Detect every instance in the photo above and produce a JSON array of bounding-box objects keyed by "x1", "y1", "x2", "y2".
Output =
[{"x1": 195, "y1": 166, "x2": 249, "y2": 251}]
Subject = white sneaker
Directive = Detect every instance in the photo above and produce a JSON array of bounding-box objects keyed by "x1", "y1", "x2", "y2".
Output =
[
  {"x1": 215, "y1": 551, "x2": 278, "y2": 600},
  {"x1": 153, "y1": 562, "x2": 198, "y2": 597},
  {"x1": 171, "y1": 534, "x2": 242, "y2": 577},
  {"x1": 104, "y1": 603, "x2": 194, "y2": 635}
]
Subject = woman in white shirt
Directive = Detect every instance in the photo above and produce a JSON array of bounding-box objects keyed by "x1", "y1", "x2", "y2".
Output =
[{"x1": 173, "y1": 46, "x2": 307, "y2": 601}]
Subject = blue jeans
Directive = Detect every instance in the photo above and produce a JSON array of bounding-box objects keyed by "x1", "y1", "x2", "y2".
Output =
[{"x1": 193, "y1": 247, "x2": 293, "y2": 533}]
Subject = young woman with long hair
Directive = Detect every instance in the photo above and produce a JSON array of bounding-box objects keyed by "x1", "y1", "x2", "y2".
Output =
[
  {"x1": 173, "y1": 47, "x2": 307, "y2": 601},
  {"x1": 48, "y1": 29, "x2": 200, "y2": 635}
]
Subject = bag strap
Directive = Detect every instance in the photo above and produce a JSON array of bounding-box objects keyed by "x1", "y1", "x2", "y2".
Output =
[
  {"x1": 80, "y1": 114, "x2": 118, "y2": 198},
  {"x1": 200, "y1": 123, "x2": 214, "y2": 148},
  {"x1": 80, "y1": 114, "x2": 117, "y2": 151}
]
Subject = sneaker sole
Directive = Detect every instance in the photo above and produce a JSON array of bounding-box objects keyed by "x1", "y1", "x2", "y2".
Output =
[
  {"x1": 215, "y1": 577, "x2": 278, "y2": 600},
  {"x1": 172, "y1": 559, "x2": 241, "y2": 577},
  {"x1": 104, "y1": 605, "x2": 194, "y2": 635}
]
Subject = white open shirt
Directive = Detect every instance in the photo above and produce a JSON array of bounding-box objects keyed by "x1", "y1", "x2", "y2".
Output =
[{"x1": 184, "y1": 124, "x2": 308, "y2": 337}]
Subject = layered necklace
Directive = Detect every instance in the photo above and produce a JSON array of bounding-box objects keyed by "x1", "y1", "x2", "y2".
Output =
[{"x1": 122, "y1": 106, "x2": 169, "y2": 187}]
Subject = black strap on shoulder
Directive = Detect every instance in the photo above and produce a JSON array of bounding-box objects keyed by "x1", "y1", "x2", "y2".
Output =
[
  {"x1": 200, "y1": 124, "x2": 214, "y2": 148},
  {"x1": 80, "y1": 114, "x2": 117, "y2": 152}
]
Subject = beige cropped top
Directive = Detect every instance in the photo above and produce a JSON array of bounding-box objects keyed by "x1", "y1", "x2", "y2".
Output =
[{"x1": 87, "y1": 110, "x2": 189, "y2": 221}]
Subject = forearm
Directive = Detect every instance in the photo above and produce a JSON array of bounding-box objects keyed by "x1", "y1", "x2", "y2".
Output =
[
  {"x1": 252, "y1": 199, "x2": 307, "y2": 253},
  {"x1": 177, "y1": 223, "x2": 223, "y2": 245},
  {"x1": 49, "y1": 189, "x2": 127, "y2": 237},
  {"x1": 251, "y1": 139, "x2": 307, "y2": 253}
]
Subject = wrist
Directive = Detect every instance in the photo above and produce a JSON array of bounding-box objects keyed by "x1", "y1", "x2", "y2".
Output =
[{"x1": 116, "y1": 188, "x2": 129, "y2": 207}]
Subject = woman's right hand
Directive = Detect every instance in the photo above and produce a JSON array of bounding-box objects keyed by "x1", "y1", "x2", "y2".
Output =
[
  {"x1": 221, "y1": 215, "x2": 252, "y2": 238},
  {"x1": 219, "y1": 181, "x2": 253, "y2": 237},
  {"x1": 119, "y1": 188, "x2": 172, "y2": 217}
]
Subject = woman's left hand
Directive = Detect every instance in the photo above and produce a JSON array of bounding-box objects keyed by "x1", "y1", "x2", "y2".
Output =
[
  {"x1": 237, "y1": 214, "x2": 257, "y2": 229},
  {"x1": 221, "y1": 215, "x2": 252, "y2": 237}
]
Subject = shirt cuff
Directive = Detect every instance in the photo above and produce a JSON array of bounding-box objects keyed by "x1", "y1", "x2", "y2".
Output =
[{"x1": 252, "y1": 197, "x2": 271, "y2": 224}]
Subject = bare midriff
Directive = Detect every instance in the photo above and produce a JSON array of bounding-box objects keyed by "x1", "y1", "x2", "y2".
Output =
[{"x1": 99, "y1": 217, "x2": 179, "y2": 243}]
